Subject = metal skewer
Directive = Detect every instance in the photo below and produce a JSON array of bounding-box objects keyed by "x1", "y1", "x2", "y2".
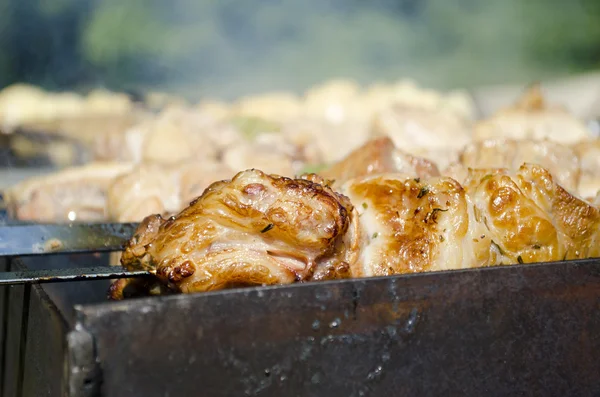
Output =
[
  {"x1": 0, "y1": 222, "x2": 139, "y2": 256},
  {"x1": 0, "y1": 222, "x2": 149, "y2": 285},
  {"x1": 0, "y1": 266, "x2": 153, "y2": 285}
]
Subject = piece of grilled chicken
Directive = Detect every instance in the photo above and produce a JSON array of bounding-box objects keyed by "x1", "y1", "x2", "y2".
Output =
[
  {"x1": 113, "y1": 137, "x2": 439, "y2": 297},
  {"x1": 340, "y1": 163, "x2": 600, "y2": 278},
  {"x1": 107, "y1": 161, "x2": 235, "y2": 223},
  {"x1": 114, "y1": 160, "x2": 600, "y2": 298},
  {"x1": 320, "y1": 136, "x2": 440, "y2": 186},
  {"x1": 5, "y1": 162, "x2": 134, "y2": 222},
  {"x1": 114, "y1": 170, "x2": 357, "y2": 297},
  {"x1": 461, "y1": 164, "x2": 600, "y2": 262}
]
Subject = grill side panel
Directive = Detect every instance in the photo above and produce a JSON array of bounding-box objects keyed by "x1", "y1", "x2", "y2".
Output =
[
  {"x1": 75, "y1": 260, "x2": 600, "y2": 397},
  {"x1": 1, "y1": 256, "x2": 97, "y2": 397},
  {"x1": 1, "y1": 260, "x2": 27, "y2": 397},
  {"x1": 21, "y1": 282, "x2": 69, "y2": 397},
  {"x1": 0, "y1": 257, "x2": 7, "y2": 394}
]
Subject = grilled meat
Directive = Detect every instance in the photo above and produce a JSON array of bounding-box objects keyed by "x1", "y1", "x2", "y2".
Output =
[
  {"x1": 107, "y1": 161, "x2": 235, "y2": 223},
  {"x1": 106, "y1": 130, "x2": 303, "y2": 224},
  {"x1": 118, "y1": 170, "x2": 356, "y2": 294},
  {"x1": 5, "y1": 162, "x2": 133, "y2": 222},
  {"x1": 116, "y1": 162, "x2": 600, "y2": 297},
  {"x1": 107, "y1": 163, "x2": 182, "y2": 223},
  {"x1": 340, "y1": 162, "x2": 600, "y2": 277},
  {"x1": 461, "y1": 164, "x2": 600, "y2": 262},
  {"x1": 4, "y1": 80, "x2": 596, "y2": 228},
  {"x1": 137, "y1": 107, "x2": 223, "y2": 165},
  {"x1": 339, "y1": 173, "x2": 490, "y2": 277},
  {"x1": 93, "y1": 106, "x2": 241, "y2": 165},
  {"x1": 320, "y1": 137, "x2": 440, "y2": 186},
  {"x1": 362, "y1": 80, "x2": 476, "y2": 121}
]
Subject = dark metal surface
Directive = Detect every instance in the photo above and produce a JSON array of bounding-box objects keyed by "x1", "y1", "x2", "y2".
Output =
[
  {"x1": 0, "y1": 266, "x2": 150, "y2": 286},
  {"x1": 1, "y1": 259, "x2": 28, "y2": 397},
  {"x1": 1, "y1": 255, "x2": 110, "y2": 397},
  {"x1": 69, "y1": 259, "x2": 600, "y2": 397},
  {"x1": 0, "y1": 257, "x2": 8, "y2": 393},
  {"x1": 21, "y1": 281, "x2": 70, "y2": 397},
  {"x1": 17, "y1": 254, "x2": 115, "y2": 325},
  {"x1": 67, "y1": 326, "x2": 100, "y2": 397},
  {"x1": 0, "y1": 193, "x2": 6, "y2": 223},
  {"x1": 0, "y1": 223, "x2": 138, "y2": 256}
]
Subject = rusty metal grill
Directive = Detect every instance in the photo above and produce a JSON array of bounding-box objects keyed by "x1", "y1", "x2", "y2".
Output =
[{"x1": 0, "y1": 227, "x2": 599, "y2": 397}]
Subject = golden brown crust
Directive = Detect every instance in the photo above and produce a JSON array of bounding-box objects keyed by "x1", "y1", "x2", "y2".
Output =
[
  {"x1": 341, "y1": 173, "x2": 487, "y2": 277},
  {"x1": 465, "y1": 163, "x2": 600, "y2": 263},
  {"x1": 471, "y1": 171, "x2": 561, "y2": 263},
  {"x1": 116, "y1": 162, "x2": 600, "y2": 296},
  {"x1": 119, "y1": 169, "x2": 356, "y2": 293},
  {"x1": 351, "y1": 177, "x2": 453, "y2": 274},
  {"x1": 342, "y1": 163, "x2": 600, "y2": 279}
]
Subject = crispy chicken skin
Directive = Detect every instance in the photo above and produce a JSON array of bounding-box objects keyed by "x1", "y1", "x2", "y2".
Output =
[
  {"x1": 118, "y1": 169, "x2": 356, "y2": 295},
  {"x1": 340, "y1": 173, "x2": 491, "y2": 277},
  {"x1": 114, "y1": 162, "x2": 600, "y2": 297},
  {"x1": 462, "y1": 164, "x2": 600, "y2": 262},
  {"x1": 342, "y1": 163, "x2": 600, "y2": 278},
  {"x1": 321, "y1": 137, "x2": 440, "y2": 186}
]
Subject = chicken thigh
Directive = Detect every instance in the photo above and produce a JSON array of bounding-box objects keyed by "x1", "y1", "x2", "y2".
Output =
[{"x1": 118, "y1": 170, "x2": 357, "y2": 294}]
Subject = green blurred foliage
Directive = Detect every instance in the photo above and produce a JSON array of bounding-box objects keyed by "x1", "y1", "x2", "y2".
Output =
[{"x1": 0, "y1": 0, "x2": 599, "y2": 99}]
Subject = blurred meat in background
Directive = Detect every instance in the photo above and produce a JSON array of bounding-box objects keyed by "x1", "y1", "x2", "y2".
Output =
[{"x1": 1, "y1": 0, "x2": 600, "y2": 224}]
